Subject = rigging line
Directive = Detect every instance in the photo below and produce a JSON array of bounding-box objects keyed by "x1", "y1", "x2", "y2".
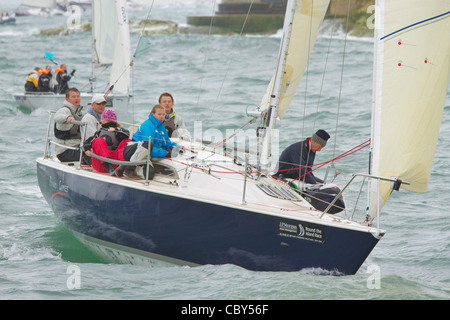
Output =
[
  {"x1": 331, "y1": 0, "x2": 351, "y2": 161},
  {"x1": 169, "y1": 138, "x2": 370, "y2": 176},
  {"x1": 212, "y1": 116, "x2": 257, "y2": 149},
  {"x1": 132, "y1": 0, "x2": 155, "y2": 59},
  {"x1": 208, "y1": 0, "x2": 255, "y2": 121},
  {"x1": 312, "y1": 4, "x2": 339, "y2": 132},
  {"x1": 274, "y1": 139, "x2": 370, "y2": 178},
  {"x1": 194, "y1": 0, "x2": 217, "y2": 123},
  {"x1": 300, "y1": 0, "x2": 318, "y2": 182},
  {"x1": 290, "y1": 140, "x2": 370, "y2": 181},
  {"x1": 190, "y1": 0, "x2": 218, "y2": 154},
  {"x1": 102, "y1": 2, "x2": 156, "y2": 99}
]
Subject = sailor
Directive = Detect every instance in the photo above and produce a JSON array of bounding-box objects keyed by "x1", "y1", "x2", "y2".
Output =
[
  {"x1": 37, "y1": 66, "x2": 53, "y2": 92},
  {"x1": 81, "y1": 94, "x2": 107, "y2": 140},
  {"x1": 275, "y1": 129, "x2": 330, "y2": 184},
  {"x1": 115, "y1": 104, "x2": 180, "y2": 180},
  {"x1": 24, "y1": 67, "x2": 40, "y2": 93},
  {"x1": 53, "y1": 88, "x2": 83, "y2": 162},
  {"x1": 159, "y1": 92, "x2": 190, "y2": 140},
  {"x1": 54, "y1": 64, "x2": 76, "y2": 94},
  {"x1": 85, "y1": 109, "x2": 131, "y2": 176},
  {"x1": 80, "y1": 94, "x2": 107, "y2": 165}
]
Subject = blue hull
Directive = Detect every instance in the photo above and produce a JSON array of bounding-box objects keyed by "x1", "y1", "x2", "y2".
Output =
[{"x1": 37, "y1": 161, "x2": 381, "y2": 275}]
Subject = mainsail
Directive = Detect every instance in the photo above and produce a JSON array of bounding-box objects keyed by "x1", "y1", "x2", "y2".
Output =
[
  {"x1": 92, "y1": 0, "x2": 131, "y2": 95},
  {"x1": 260, "y1": 0, "x2": 330, "y2": 119},
  {"x1": 259, "y1": 0, "x2": 330, "y2": 171},
  {"x1": 369, "y1": 0, "x2": 450, "y2": 218}
]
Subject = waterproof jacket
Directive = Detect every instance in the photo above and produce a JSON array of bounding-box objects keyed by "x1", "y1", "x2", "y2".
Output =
[
  {"x1": 132, "y1": 113, "x2": 177, "y2": 158},
  {"x1": 53, "y1": 100, "x2": 83, "y2": 156},
  {"x1": 55, "y1": 68, "x2": 72, "y2": 94},
  {"x1": 83, "y1": 122, "x2": 130, "y2": 153},
  {"x1": 24, "y1": 70, "x2": 39, "y2": 92},
  {"x1": 37, "y1": 69, "x2": 53, "y2": 92},
  {"x1": 80, "y1": 106, "x2": 102, "y2": 141},
  {"x1": 164, "y1": 108, "x2": 190, "y2": 140},
  {"x1": 275, "y1": 138, "x2": 319, "y2": 184}
]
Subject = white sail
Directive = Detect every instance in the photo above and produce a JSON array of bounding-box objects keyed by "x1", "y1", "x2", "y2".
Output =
[
  {"x1": 258, "y1": 0, "x2": 330, "y2": 172},
  {"x1": 92, "y1": 0, "x2": 131, "y2": 95},
  {"x1": 369, "y1": 0, "x2": 450, "y2": 218},
  {"x1": 260, "y1": 0, "x2": 330, "y2": 119}
]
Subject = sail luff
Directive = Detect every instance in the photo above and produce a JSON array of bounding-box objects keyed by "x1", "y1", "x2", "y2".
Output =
[{"x1": 369, "y1": 0, "x2": 450, "y2": 220}]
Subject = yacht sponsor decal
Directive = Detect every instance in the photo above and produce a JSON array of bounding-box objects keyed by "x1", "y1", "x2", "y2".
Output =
[{"x1": 277, "y1": 220, "x2": 325, "y2": 244}]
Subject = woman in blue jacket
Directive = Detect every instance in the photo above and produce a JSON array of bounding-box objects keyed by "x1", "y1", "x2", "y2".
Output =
[
  {"x1": 132, "y1": 104, "x2": 178, "y2": 157},
  {"x1": 116, "y1": 104, "x2": 178, "y2": 180}
]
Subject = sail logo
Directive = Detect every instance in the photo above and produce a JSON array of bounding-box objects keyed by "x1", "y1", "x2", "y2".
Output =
[{"x1": 277, "y1": 220, "x2": 324, "y2": 243}]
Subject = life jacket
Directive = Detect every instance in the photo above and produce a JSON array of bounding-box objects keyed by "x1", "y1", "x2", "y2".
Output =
[
  {"x1": 164, "y1": 110, "x2": 176, "y2": 137},
  {"x1": 24, "y1": 73, "x2": 38, "y2": 91},
  {"x1": 54, "y1": 107, "x2": 82, "y2": 140},
  {"x1": 54, "y1": 67, "x2": 64, "y2": 85},
  {"x1": 98, "y1": 128, "x2": 121, "y2": 150},
  {"x1": 84, "y1": 124, "x2": 129, "y2": 152}
]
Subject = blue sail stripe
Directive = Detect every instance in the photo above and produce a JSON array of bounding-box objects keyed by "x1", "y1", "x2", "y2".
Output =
[{"x1": 380, "y1": 11, "x2": 450, "y2": 40}]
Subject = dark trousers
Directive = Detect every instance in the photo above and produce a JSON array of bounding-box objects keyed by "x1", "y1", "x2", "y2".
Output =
[{"x1": 57, "y1": 149, "x2": 81, "y2": 162}]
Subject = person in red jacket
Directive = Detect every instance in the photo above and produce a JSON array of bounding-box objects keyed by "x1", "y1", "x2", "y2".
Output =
[{"x1": 86, "y1": 109, "x2": 131, "y2": 175}]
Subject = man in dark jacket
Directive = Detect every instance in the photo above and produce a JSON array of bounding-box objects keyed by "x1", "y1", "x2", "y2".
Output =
[
  {"x1": 275, "y1": 129, "x2": 330, "y2": 184},
  {"x1": 54, "y1": 64, "x2": 75, "y2": 94}
]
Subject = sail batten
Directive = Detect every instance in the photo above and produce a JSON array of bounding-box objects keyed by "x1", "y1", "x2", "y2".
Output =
[{"x1": 369, "y1": 0, "x2": 450, "y2": 219}]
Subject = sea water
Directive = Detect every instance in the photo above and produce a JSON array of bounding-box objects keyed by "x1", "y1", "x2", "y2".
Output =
[{"x1": 0, "y1": 0, "x2": 449, "y2": 300}]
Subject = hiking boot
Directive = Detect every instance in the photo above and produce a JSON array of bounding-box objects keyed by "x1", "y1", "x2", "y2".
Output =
[
  {"x1": 123, "y1": 166, "x2": 141, "y2": 180},
  {"x1": 103, "y1": 162, "x2": 116, "y2": 176},
  {"x1": 115, "y1": 165, "x2": 125, "y2": 177}
]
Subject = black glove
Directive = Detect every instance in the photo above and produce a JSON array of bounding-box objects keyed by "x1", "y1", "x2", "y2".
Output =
[
  {"x1": 165, "y1": 147, "x2": 173, "y2": 158},
  {"x1": 70, "y1": 69, "x2": 76, "y2": 76}
]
